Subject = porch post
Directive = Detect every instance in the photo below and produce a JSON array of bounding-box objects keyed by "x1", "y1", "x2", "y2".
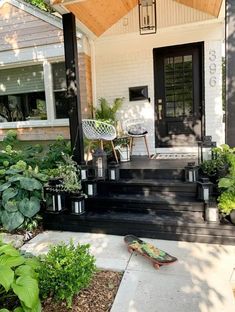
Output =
[
  {"x1": 62, "y1": 13, "x2": 84, "y2": 164},
  {"x1": 226, "y1": 0, "x2": 235, "y2": 147}
]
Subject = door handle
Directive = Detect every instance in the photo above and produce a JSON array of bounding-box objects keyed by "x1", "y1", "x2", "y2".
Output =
[{"x1": 157, "y1": 99, "x2": 163, "y2": 120}]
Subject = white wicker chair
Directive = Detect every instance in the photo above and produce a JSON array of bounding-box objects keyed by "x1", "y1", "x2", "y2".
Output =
[
  {"x1": 123, "y1": 119, "x2": 150, "y2": 158},
  {"x1": 82, "y1": 119, "x2": 118, "y2": 163}
]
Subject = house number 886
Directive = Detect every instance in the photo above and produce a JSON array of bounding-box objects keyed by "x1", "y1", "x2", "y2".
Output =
[{"x1": 209, "y1": 50, "x2": 216, "y2": 87}]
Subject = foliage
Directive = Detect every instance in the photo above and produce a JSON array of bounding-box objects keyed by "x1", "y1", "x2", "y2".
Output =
[
  {"x1": 23, "y1": 0, "x2": 54, "y2": 13},
  {"x1": 38, "y1": 241, "x2": 96, "y2": 307},
  {"x1": 0, "y1": 161, "x2": 47, "y2": 232},
  {"x1": 40, "y1": 136, "x2": 71, "y2": 170},
  {"x1": 0, "y1": 241, "x2": 41, "y2": 312},
  {"x1": 94, "y1": 97, "x2": 124, "y2": 124},
  {"x1": 218, "y1": 190, "x2": 235, "y2": 215}
]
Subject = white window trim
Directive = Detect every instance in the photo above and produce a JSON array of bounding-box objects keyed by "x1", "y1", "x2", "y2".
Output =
[{"x1": 0, "y1": 59, "x2": 70, "y2": 129}]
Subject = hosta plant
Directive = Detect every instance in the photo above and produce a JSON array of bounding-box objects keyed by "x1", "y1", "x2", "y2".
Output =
[
  {"x1": 0, "y1": 160, "x2": 48, "y2": 232},
  {"x1": 0, "y1": 241, "x2": 41, "y2": 312}
]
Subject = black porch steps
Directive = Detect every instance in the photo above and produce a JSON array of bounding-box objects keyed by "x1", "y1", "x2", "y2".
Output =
[{"x1": 43, "y1": 210, "x2": 235, "y2": 245}]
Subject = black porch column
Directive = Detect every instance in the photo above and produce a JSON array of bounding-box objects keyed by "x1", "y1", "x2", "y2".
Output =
[
  {"x1": 62, "y1": 13, "x2": 84, "y2": 164},
  {"x1": 226, "y1": 0, "x2": 235, "y2": 147}
]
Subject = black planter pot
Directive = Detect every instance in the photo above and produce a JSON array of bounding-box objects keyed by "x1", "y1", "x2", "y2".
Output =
[{"x1": 230, "y1": 210, "x2": 235, "y2": 225}]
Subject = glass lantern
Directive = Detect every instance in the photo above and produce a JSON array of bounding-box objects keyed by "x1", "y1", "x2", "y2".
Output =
[
  {"x1": 70, "y1": 195, "x2": 85, "y2": 215},
  {"x1": 80, "y1": 164, "x2": 88, "y2": 181},
  {"x1": 108, "y1": 162, "x2": 120, "y2": 181},
  {"x1": 44, "y1": 186, "x2": 66, "y2": 213},
  {"x1": 184, "y1": 162, "x2": 198, "y2": 183},
  {"x1": 92, "y1": 149, "x2": 107, "y2": 180},
  {"x1": 198, "y1": 136, "x2": 217, "y2": 163},
  {"x1": 204, "y1": 201, "x2": 219, "y2": 224},
  {"x1": 197, "y1": 178, "x2": 213, "y2": 202},
  {"x1": 85, "y1": 179, "x2": 97, "y2": 197}
]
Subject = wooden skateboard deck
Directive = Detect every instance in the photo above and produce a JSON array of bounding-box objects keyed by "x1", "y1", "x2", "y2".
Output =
[{"x1": 124, "y1": 235, "x2": 177, "y2": 269}]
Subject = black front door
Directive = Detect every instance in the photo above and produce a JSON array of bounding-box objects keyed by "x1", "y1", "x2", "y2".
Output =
[{"x1": 153, "y1": 42, "x2": 204, "y2": 147}]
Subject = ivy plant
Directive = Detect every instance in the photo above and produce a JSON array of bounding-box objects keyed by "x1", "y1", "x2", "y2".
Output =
[
  {"x1": 0, "y1": 160, "x2": 48, "y2": 232},
  {"x1": 0, "y1": 241, "x2": 41, "y2": 312}
]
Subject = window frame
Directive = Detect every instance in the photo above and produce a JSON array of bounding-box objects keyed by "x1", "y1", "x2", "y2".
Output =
[{"x1": 0, "y1": 59, "x2": 69, "y2": 129}]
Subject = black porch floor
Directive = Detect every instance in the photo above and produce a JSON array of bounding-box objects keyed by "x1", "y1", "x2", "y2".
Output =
[{"x1": 43, "y1": 157, "x2": 235, "y2": 245}]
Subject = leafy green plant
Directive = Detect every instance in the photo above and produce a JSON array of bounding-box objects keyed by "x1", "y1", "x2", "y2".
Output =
[
  {"x1": 218, "y1": 190, "x2": 235, "y2": 215},
  {"x1": 0, "y1": 241, "x2": 41, "y2": 312},
  {"x1": 94, "y1": 97, "x2": 124, "y2": 124},
  {"x1": 0, "y1": 161, "x2": 48, "y2": 232},
  {"x1": 38, "y1": 241, "x2": 96, "y2": 307}
]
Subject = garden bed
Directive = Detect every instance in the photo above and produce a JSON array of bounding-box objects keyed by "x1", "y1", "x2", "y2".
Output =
[{"x1": 42, "y1": 270, "x2": 123, "y2": 312}]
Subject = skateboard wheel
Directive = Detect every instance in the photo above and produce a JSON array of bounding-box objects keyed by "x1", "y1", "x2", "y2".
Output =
[
  {"x1": 153, "y1": 262, "x2": 160, "y2": 270},
  {"x1": 128, "y1": 247, "x2": 134, "y2": 253}
]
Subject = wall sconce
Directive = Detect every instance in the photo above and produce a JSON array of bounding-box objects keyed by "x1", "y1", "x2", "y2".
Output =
[
  {"x1": 197, "y1": 178, "x2": 213, "y2": 202},
  {"x1": 108, "y1": 162, "x2": 120, "y2": 181},
  {"x1": 138, "y1": 0, "x2": 157, "y2": 35},
  {"x1": 184, "y1": 162, "x2": 198, "y2": 183}
]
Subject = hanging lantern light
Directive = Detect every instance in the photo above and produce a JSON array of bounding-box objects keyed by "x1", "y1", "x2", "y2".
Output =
[
  {"x1": 108, "y1": 162, "x2": 120, "y2": 181},
  {"x1": 138, "y1": 0, "x2": 157, "y2": 35},
  {"x1": 92, "y1": 148, "x2": 107, "y2": 180},
  {"x1": 197, "y1": 178, "x2": 213, "y2": 202},
  {"x1": 184, "y1": 162, "x2": 198, "y2": 183}
]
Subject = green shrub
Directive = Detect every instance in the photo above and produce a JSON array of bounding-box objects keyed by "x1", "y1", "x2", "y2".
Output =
[
  {"x1": 0, "y1": 160, "x2": 48, "y2": 232},
  {"x1": 38, "y1": 241, "x2": 96, "y2": 307},
  {"x1": 218, "y1": 190, "x2": 235, "y2": 215},
  {"x1": 0, "y1": 241, "x2": 41, "y2": 312}
]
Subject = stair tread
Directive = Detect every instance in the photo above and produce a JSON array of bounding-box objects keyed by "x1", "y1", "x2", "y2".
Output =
[
  {"x1": 88, "y1": 193, "x2": 201, "y2": 205},
  {"x1": 100, "y1": 179, "x2": 196, "y2": 187}
]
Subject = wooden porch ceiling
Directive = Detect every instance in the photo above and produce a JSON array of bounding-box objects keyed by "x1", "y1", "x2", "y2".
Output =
[{"x1": 52, "y1": 0, "x2": 223, "y2": 36}]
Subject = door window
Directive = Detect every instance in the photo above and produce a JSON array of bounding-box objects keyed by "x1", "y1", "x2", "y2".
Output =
[{"x1": 164, "y1": 55, "x2": 193, "y2": 118}]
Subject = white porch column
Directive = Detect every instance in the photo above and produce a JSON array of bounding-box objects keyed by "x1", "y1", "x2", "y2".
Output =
[
  {"x1": 204, "y1": 40, "x2": 224, "y2": 146},
  {"x1": 43, "y1": 61, "x2": 55, "y2": 121}
]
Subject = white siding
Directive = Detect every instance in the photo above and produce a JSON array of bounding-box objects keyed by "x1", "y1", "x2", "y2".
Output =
[{"x1": 94, "y1": 22, "x2": 224, "y2": 155}]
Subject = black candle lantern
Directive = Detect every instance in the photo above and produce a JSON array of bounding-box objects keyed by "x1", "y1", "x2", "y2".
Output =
[
  {"x1": 108, "y1": 162, "x2": 120, "y2": 181},
  {"x1": 205, "y1": 201, "x2": 219, "y2": 224},
  {"x1": 80, "y1": 164, "x2": 88, "y2": 181},
  {"x1": 85, "y1": 179, "x2": 97, "y2": 197},
  {"x1": 184, "y1": 162, "x2": 198, "y2": 183},
  {"x1": 198, "y1": 136, "x2": 217, "y2": 163},
  {"x1": 70, "y1": 194, "x2": 85, "y2": 215},
  {"x1": 92, "y1": 148, "x2": 107, "y2": 180},
  {"x1": 44, "y1": 186, "x2": 66, "y2": 213},
  {"x1": 197, "y1": 178, "x2": 213, "y2": 202}
]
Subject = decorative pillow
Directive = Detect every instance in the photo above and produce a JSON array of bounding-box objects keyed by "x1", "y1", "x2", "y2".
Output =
[{"x1": 127, "y1": 124, "x2": 148, "y2": 135}]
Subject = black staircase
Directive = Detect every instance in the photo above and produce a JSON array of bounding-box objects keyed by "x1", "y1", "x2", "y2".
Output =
[{"x1": 43, "y1": 158, "x2": 235, "y2": 245}]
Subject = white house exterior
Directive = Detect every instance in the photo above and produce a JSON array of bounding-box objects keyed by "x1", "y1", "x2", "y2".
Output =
[
  {"x1": 0, "y1": 0, "x2": 92, "y2": 141},
  {"x1": 0, "y1": 0, "x2": 225, "y2": 156}
]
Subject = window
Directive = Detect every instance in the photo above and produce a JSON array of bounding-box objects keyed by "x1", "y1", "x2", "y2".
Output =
[
  {"x1": 0, "y1": 65, "x2": 46, "y2": 122},
  {"x1": 52, "y1": 62, "x2": 70, "y2": 119}
]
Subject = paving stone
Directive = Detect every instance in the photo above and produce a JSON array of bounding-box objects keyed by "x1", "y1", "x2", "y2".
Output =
[{"x1": 0, "y1": 233, "x2": 24, "y2": 249}]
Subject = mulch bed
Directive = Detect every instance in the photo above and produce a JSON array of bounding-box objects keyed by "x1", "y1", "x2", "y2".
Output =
[{"x1": 42, "y1": 270, "x2": 123, "y2": 312}]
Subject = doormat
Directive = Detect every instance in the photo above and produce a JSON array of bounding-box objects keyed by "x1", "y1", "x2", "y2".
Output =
[{"x1": 151, "y1": 153, "x2": 198, "y2": 160}]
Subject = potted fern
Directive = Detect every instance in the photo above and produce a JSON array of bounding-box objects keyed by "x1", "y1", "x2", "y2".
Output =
[{"x1": 94, "y1": 97, "x2": 124, "y2": 125}]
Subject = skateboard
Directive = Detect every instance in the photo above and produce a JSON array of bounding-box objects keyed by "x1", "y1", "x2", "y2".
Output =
[{"x1": 124, "y1": 235, "x2": 177, "y2": 269}]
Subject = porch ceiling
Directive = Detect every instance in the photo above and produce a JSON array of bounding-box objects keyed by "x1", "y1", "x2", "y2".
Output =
[{"x1": 51, "y1": 0, "x2": 223, "y2": 37}]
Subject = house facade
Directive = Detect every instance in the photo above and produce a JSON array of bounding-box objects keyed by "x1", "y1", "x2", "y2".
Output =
[
  {"x1": 52, "y1": 0, "x2": 225, "y2": 156},
  {"x1": 0, "y1": 0, "x2": 92, "y2": 141},
  {"x1": 0, "y1": 0, "x2": 225, "y2": 156}
]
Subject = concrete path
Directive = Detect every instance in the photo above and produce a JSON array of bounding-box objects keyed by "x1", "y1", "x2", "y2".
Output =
[{"x1": 22, "y1": 231, "x2": 235, "y2": 312}]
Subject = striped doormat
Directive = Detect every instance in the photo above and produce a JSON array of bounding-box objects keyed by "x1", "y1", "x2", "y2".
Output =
[{"x1": 151, "y1": 153, "x2": 198, "y2": 159}]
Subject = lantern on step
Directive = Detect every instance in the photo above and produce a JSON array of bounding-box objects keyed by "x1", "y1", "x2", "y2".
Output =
[
  {"x1": 92, "y1": 149, "x2": 107, "y2": 180},
  {"x1": 108, "y1": 162, "x2": 120, "y2": 181},
  {"x1": 204, "y1": 201, "x2": 220, "y2": 224},
  {"x1": 85, "y1": 179, "x2": 97, "y2": 197},
  {"x1": 80, "y1": 164, "x2": 88, "y2": 181},
  {"x1": 70, "y1": 194, "x2": 85, "y2": 215},
  {"x1": 197, "y1": 178, "x2": 213, "y2": 202},
  {"x1": 138, "y1": 0, "x2": 157, "y2": 35},
  {"x1": 198, "y1": 136, "x2": 217, "y2": 163},
  {"x1": 184, "y1": 162, "x2": 198, "y2": 183}
]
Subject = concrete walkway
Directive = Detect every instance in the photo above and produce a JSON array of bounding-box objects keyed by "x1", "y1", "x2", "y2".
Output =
[{"x1": 22, "y1": 231, "x2": 235, "y2": 312}]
